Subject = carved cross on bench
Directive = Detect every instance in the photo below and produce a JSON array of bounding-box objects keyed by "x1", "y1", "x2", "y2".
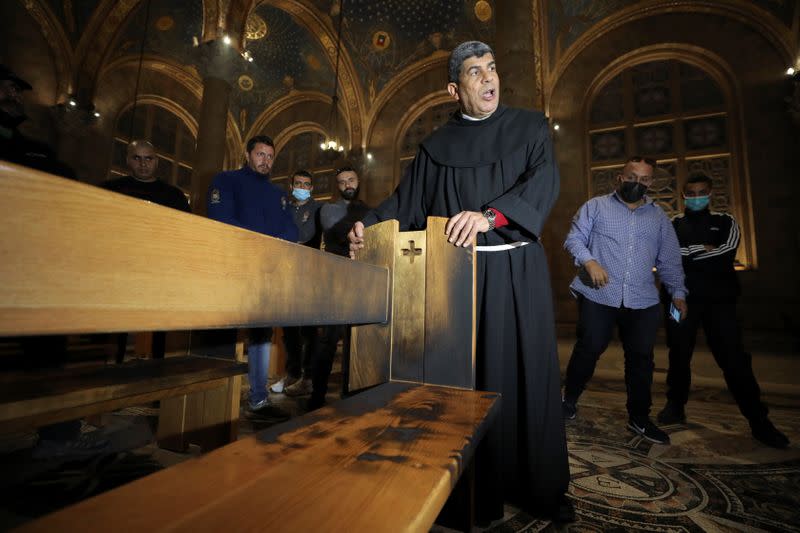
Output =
[{"x1": 401, "y1": 240, "x2": 423, "y2": 263}]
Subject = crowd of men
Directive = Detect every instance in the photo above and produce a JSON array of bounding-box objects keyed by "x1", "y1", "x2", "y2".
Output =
[{"x1": 0, "y1": 37, "x2": 791, "y2": 524}]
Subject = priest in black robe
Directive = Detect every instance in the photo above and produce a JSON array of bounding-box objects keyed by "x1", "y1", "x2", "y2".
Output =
[{"x1": 349, "y1": 41, "x2": 572, "y2": 523}]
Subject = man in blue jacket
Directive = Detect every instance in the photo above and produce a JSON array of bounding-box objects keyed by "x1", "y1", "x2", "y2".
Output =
[{"x1": 207, "y1": 135, "x2": 298, "y2": 417}]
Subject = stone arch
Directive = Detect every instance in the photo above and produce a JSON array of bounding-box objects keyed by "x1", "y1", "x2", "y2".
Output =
[
  {"x1": 365, "y1": 53, "x2": 449, "y2": 148},
  {"x1": 582, "y1": 44, "x2": 756, "y2": 268},
  {"x1": 245, "y1": 91, "x2": 336, "y2": 144},
  {"x1": 19, "y1": 0, "x2": 75, "y2": 99},
  {"x1": 547, "y1": 0, "x2": 794, "y2": 114},
  {"x1": 254, "y1": 0, "x2": 366, "y2": 150}
]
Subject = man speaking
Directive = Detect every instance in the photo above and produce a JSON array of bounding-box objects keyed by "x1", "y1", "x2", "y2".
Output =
[{"x1": 349, "y1": 41, "x2": 571, "y2": 524}]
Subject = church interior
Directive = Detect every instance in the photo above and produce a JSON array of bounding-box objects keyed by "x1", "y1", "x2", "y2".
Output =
[{"x1": 1, "y1": 0, "x2": 800, "y2": 531}]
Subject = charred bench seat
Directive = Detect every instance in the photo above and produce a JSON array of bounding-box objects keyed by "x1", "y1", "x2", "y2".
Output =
[
  {"x1": 0, "y1": 355, "x2": 247, "y2": 434},
  {"x1": 15, "y1": 382, "x2": 499, "y2": 533}
]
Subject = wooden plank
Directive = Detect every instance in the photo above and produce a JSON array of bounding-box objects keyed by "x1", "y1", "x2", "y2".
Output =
[
  {"x1": 17, "y1": 382, "x2": 499, "y2": 533},
  {"x1": 349, "y1": 219, "x2": 397, "y2": 391},
  {"x1": 391, "y1": 229, "x2": 427, "y2": 383},
  {"x1": 0, "y1": 162, "x2": 389, "y2": 336},
  {"x1": 0, "y1": 356, "x2": 246, "y2": 424},
  {"x1": 1, "y1": 377, "x2": 229, "y2": 434},
  {"x1": 423, "y1": 218, "x2": 476, "y2": 389}
]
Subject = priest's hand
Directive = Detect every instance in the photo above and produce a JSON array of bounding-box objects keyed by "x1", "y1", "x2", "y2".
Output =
[
  {"x1": 584, "y1": 259, "x2": 609, "y2": 288},
  {"x1": 348, "y1": 221, "x2": 365, "y2": 259},
  {"x1": 445, "y1": 211, "x2": 490, "y2": 248}
]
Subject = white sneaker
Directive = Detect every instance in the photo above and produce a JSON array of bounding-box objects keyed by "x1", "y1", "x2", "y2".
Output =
[
  {"x1": 270, "y1": 375, "x2": 299, "y2": 393},
  {"x1": 284, "y1": 377, "x2": 313, "y2": 397}
]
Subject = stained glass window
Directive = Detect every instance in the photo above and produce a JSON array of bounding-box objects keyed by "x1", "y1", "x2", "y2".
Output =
[{"x1": 587, "y1": 59, "x2": 753, "y2": 268}]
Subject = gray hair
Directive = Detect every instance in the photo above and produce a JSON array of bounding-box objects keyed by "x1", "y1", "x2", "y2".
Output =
[{"x1": 448, "y1": 41, "x2": 494, "y2": 83}]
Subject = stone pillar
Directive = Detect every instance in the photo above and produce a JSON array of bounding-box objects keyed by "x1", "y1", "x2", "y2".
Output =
[
  {"x1": 190, "y1": 40, "x2": 237, "y2": 216},
  {"x1": 494, "y1": 0, "x2": 544, "y2": 110},
  {"x1": 191, "y1": 76, "x2": 232, "y2": 216}
]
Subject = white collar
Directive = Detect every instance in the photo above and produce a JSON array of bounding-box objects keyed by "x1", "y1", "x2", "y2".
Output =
[{"x1": 461, "y1": 112, "x2": 491, "y2": 121}]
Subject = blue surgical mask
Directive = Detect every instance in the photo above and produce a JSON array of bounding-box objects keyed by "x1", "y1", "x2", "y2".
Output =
[
  {"x1": 292, "y1": 188, "x2": 311, "y2": 201},
  {"x1": 684, "y1": 195, "x2": 709, "y2": 211}
]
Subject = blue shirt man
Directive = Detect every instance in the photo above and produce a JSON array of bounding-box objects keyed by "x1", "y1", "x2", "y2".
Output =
[
  {"x1": 207, "y1": 135, "x2": 297, "y2": 415},
  {"x1": 562, "y1": 156, "x2": 687, "y2": 445}
]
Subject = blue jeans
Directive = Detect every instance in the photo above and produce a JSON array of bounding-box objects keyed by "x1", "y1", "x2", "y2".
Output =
[{"x1": 247, "y1": 328, "x2": 272, "y2": 407}]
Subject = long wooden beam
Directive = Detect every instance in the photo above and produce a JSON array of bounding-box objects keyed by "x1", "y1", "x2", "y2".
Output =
[{"x1": 0, "y1": 162, "x2": 389, "y2": 335}]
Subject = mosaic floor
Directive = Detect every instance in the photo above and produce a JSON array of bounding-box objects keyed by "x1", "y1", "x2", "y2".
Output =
[{"x1": 2, "y1": 342, "x2": 799, "y2": 532}]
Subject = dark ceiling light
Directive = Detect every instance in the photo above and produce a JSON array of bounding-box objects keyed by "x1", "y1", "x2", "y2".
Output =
[{"x1": 320, "y1": 0, "x2": 346, "y2": 156}]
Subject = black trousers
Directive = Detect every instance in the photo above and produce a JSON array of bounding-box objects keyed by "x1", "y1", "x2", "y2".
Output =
[
  {"x1": 665, "y1": 297, "x2": 767, "y2": 422},
  {"x1": 282, "y1": 326, "x2": 317, "y2": 379},
  {"x1": 564, "y1": 296, "x2": 661, "y2": 420},
  {"x1": 310, "y1": 325, "x2": 348, "y2": 403}
]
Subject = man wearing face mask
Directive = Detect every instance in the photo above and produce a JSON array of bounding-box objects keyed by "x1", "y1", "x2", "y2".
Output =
[
  {"x1": 562, "y1": 156, "x2": 687, "y2": 445},
  {"x1": 657, "y1": 175, "x2": 789, "y2": 448},
  {"x1": 271, "y1": 169, "x2": 321, "y2": 396}
]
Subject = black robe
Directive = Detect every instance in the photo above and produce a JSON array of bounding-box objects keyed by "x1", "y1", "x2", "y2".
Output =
[{"x1": 362, "y1": 105, "x2": 570, "y2": 520}]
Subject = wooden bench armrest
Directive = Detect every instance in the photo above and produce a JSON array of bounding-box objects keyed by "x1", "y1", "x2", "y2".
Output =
[{"x1": 16, "y1": 382, "x2": 500, "y2": 533}]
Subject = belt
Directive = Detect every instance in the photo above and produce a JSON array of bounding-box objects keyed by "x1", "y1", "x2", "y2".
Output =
[{"x1": 475, "y1": 241, "x2": 530, "y2": 252}]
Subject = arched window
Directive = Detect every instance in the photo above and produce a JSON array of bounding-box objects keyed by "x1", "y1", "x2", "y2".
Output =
[
  {"x1": 110, "y1": 104, "x2": 196, "y2": 196},
  {"x1": 587, "y1": 59, "x2": 754, "y2": 268},
  {"x1": 271, "y1": 131, "x2": 335, "y2": 200}
]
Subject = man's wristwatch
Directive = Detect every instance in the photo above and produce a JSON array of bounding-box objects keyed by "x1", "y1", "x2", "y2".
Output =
[{"x1": 482, "y1": 208, "x2": 496, "y2": 231}]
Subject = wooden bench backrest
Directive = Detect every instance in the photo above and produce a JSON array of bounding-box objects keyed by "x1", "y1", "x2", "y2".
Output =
[
  {"x1": 350, "y1": 218, "x2": 476, "y2": 391},
  {"x1": 0, "y1": 162, "x2": 389, "y2": 335}
]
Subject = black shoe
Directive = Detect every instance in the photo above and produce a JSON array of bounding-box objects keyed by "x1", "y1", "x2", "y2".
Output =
[
  {"x1": 562, "y1": 399, "x2": 577, "y2": 420},
  {"x1": 657, "y1": 402, "x2": 686, "y2": 425},
  {"x1": 247, "y1": 399, "x2": 290, "y2": 420},
  {"x1": 305, "y1": 396, "x2": 326, "y2": 412},
  {"x1": 627, "y1": 418, "x2": 670, "y2": 445},
  {"x1": 751, "y1": 419, "x2": 790, "y2": 449}
]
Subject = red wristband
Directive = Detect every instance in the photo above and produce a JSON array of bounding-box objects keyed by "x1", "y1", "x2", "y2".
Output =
[{"x1": 488, "y1": 208, "x2": 508, "y2": 228}]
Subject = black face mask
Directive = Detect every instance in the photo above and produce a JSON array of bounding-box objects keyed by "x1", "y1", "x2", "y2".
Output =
[{"x1": 618, "y1": 181, "x2": 648, "y2": 203}]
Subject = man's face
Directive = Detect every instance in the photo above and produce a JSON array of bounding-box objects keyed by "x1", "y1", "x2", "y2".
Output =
[
  {"x1": 127, "y1": 144, "x2": 158, "y2": 181},
  {"x1": 246, "y1": 142, "x2": 275, "y2": 176},
  {"x1": 292, "y1": 174, "x2": 313, "y2": 192},
  {"x1": 684, "y1": 182, "x2": 711, "y2": 198},
  {"x1": 617, "y1": 160, "x2": 654, "y2": 190},
  {"x1": 0, "y1": 79, "x2": 25, "y2": 118},
  {"x1": 336, "y1": 170, "x2": 359, "y2": 200},
  {"x1": 447, "y1": 53, "x2": 500, "y2": 119}
]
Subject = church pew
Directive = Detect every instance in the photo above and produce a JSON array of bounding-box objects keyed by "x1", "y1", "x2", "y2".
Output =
[
  {"x1": 0, "y1": 160, "x2": 388, "y2": 447},
  {"x1": 1, "y1": 162, "x2": 494, "y2": 530},
  {"x1": 16, "y1": 382, "x2": 499, "y2": 533}
]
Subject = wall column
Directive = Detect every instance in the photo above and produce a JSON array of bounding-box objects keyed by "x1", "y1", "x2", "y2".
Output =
[
  {"x1": 191, "y1": 76, "x2": 231, "y2": 216},
  {"x1": 494, "y1": 0, "x2": 545, "y2": 111},
  {"x1": 190, "y1": 40, "x2": 237, "y2": 216}
]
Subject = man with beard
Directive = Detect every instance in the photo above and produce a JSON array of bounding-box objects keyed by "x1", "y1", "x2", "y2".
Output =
[
  {"x1": 562, "y1": 156, "x2": 687, "y2": 446},
  {"x1": 348, "y1": 41, "x2": 572, "y2": 524},
  {"x1": 304, "y1": 166, "x2": 370, "y2": 410},
  {"x1": 207, "y1": 135, "x2": 298, "y2": 417}
]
